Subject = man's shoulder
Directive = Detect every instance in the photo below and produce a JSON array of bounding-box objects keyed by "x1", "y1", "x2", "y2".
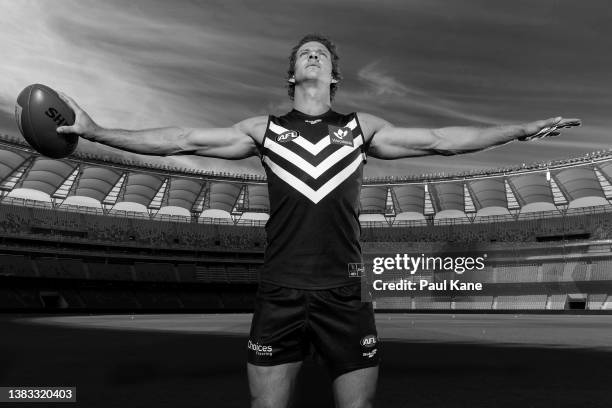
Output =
[{"x1": 354, "y1": 112, "x2": 391, "y2": 142}]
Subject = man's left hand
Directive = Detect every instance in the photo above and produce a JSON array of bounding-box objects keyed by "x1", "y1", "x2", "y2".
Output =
[{"x1": 519, "y1": 117, "x2": 581, "y2": 141}]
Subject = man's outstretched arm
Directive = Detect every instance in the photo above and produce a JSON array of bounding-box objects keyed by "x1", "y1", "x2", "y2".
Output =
[
  {"x1": 57, "y1": 93, "x2": 266, "y2": 160},
  {"x1": 358, "y1": 112, "x2": 581, "y2": 159}
]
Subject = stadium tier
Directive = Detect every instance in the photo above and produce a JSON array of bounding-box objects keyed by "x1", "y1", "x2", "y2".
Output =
[{"x1": 1, "y1": 134, "x2": 612, "y2": 311}]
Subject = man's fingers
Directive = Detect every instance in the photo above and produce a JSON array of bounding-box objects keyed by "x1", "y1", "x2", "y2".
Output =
[
  {"x1": 533, "y1": 126, "x2": 552, "y2": 137},
  {"x1": 58, "y1": 92, "x2": 80, "y2": 112},
  {"x1": 557, "y1": 118, "x2": 581, "y2": 128},
  {"x1": 522, "y1": 116, "x2": 580, "y2": 142},
  {"x1": 57, "y1": 125, "x2": 80, "y2": 135}
]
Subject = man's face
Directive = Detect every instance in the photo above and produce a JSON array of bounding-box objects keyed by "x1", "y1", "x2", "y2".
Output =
[{"x1": 293, "y1": 41, "x2": 336, "y2": 85}]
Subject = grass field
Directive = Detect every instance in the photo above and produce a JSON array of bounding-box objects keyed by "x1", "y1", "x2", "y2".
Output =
[{"x1": 1, "y1": 313, "x2": 611, "y2": 407}]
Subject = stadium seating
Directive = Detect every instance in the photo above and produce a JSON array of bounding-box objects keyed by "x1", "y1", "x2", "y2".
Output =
[
  {"x1": 3, "y1": 134, "x2": 612, "y2": 312},
  {"x1": 495, "y1": 295, "x2": 547, "y2": 310},
  {"x1": 587, "y1": 294, "x2": 607, "y2": 310},
  {"x1": 495, "y1": 264, "x2": 538, "y2": 283},
  {"x1": 546, "y1": 294, "x2": 567, "y2": 310},
  {"x1": 452, "y1": 296, "x2": 494, "y2": 310},
  {"x1": 590, "y1": 260, "x2": 612, "y2": 280}
]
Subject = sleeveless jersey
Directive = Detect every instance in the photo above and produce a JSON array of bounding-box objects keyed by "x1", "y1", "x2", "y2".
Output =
[{"x1": 258, "y1": 109, "x2": 368, "y2": 289}]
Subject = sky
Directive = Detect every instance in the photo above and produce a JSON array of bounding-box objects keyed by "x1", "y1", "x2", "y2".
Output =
[{"x1": 1, "y1": 0, "x2": 611, "y2": 179}]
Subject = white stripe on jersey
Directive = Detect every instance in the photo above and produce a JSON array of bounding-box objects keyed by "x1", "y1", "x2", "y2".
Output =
[
  {"x1": 263, "y1": 153, "x2": 365, "y2": 204},
  {"x1": 268, "y1": 119, "x2": 358, "y2": 156},
  {"x1": 264, "y1": 134, "x2": 364, "y2": 180}
]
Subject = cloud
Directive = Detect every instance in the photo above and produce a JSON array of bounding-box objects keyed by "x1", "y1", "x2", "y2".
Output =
[
  {"x1": 353, "y1": 62, "x2": 504, "y2": 125},
  {"x1": 0, "y1": 0, "x2": 610, "y2": 180},
  {"x1": 357, "y1": 62, "x2": 427, "y2": 98}
]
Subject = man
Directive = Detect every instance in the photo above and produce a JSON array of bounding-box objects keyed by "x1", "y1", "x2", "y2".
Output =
[{"x1": 58, "y1": 34, "x2": 579, "y2": 408}]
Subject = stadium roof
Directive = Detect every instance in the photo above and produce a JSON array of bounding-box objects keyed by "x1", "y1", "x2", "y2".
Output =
[{"x1": 2, "y1": 133, "x2": 612, "y2": 223}]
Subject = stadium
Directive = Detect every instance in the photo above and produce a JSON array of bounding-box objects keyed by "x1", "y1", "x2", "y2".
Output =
[{"x1": 2, "y1": 131, "x2": 612, "y2": 407}]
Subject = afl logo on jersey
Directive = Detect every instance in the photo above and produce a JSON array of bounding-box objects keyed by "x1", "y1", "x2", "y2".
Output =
[
  {"x1": 276, "y1": 130, "x2": 300, "y2": 143},
  {"x1": 360, "y1": 335, "x2": 378, "y2": 348}
]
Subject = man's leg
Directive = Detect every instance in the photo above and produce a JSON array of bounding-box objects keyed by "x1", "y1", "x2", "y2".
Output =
[
  {"x1": 247, "y1": 361, "x2": 302, "y2": 408},
  {"x1": 332, "y1": 366, "x2": 379, "y2": 408}
]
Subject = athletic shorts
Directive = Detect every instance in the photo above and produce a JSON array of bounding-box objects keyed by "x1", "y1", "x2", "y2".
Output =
[{"x1": 247, "y1": 282, "x2": 380, "y2": 378}]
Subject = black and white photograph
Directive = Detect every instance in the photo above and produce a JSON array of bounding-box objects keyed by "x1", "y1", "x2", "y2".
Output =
[{"x1": 0, "y1": 1, "x2": 611, "y2": 407}]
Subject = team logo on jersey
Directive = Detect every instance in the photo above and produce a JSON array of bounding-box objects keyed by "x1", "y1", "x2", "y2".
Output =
[
  {"x1": 329, "y1": 125, "x2": 353, "y2": 147},
  {"x1": 305, "y1": 119, "x2": 322, "y2": 124},
  {"x1": 360, "y1": 335, "x2": 378, "y2": 348},
  {"x1": 276, "y1": 130, "x2": 300, "y2": 143}
]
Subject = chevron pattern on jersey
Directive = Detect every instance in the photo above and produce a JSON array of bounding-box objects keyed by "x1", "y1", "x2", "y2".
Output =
[{"x1": 263, "y1": 118, "x2": 366, "y2": 204}]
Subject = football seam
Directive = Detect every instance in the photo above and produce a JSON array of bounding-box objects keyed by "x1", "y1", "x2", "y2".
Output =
[{"x1": 25, "y1": 86, "x2": 44, "y2": 153}]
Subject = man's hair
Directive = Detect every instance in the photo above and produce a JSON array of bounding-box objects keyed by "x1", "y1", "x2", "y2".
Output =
[{"x1": 287, "y1": 33, "x2": 342, "y2": 100}]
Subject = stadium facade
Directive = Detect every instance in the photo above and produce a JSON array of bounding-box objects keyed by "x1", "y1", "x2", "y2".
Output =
[{"x1": 1, "y1": 133, "x2": 612, "y2": 312}]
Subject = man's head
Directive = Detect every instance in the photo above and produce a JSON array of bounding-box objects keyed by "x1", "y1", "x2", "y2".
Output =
[{"x1": 287, "y1": 33, "x2": 342, "y2": 100}]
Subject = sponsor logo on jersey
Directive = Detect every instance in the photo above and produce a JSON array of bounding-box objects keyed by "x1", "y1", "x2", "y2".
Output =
[
  {"x1": 362, "y1": 349, "x2": 378, "y2": 359},
  {"x1": 247, "y1": 339, "x2": 273, "y2": 356},
  {"x1": 329, "y1": 125, "x2": 353, "y2": 147},
  {"x1": 276, "y1": 130, "x2": 300, "y2": 143},
  {"x1": 360, "y1": 335, "x2": 378, "y2": 348},
  {"x1": 348, "y1": 263, "x2": 365, "y2": 278},
  {"x1": 305, "y1": 119, "x2": 322, "y2": 124}
]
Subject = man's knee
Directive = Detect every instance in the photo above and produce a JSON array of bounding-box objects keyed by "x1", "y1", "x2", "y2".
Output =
[
  {"x1": 333, "y1": 366, "x2": 378, "y2": 408},
  {"x1": 250, "y1": 395, "x2": 286, "y2": 408},
  {"x1": 334, "y1": 393, "x2": 375, "y2": 408},
  {"x1": 339, "y1": 396, "x2": 374, "y2": 408},
  {"x1": 247, "y1": 362, "x2": 302, "y2": 408}
]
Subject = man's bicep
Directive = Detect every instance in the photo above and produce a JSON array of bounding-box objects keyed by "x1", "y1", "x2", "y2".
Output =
[
  {"x1": 184, "y1": 116, "x2": 266, "y2": 159},
  {"x1": 369, "y1": 125, "x2": 441, "y2": 159}
]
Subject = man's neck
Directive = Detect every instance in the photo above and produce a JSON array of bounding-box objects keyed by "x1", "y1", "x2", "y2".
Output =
[{"x1": 293, "y1": 84, "x2": 332, "y2": 116}]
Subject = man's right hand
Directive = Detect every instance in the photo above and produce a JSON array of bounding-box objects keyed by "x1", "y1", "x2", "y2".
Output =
[{"x1": 56, "y1": 93, "x2": 101, "y2": 141}]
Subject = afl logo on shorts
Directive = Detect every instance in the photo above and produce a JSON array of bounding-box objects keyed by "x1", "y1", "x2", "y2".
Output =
[
  {"x1": 276, "y1": 130, "x2": 300, "y2": 143},
  {"x1": 360, "y1": 335, "x2": 377, "y2": 348}
]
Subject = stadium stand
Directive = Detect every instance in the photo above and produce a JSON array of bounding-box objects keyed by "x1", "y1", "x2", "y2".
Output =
[
  {"x1": 414, "y1": 297, "x2": 452, "y2": 310},
  {"x1": 2, "y1": 135, "x2": 612, "y2": 312},
  {"x1": 541, "y1": 262, "x2": 565, "y2": 282},
  {"x1": 587, "y1": 294, "x2": 608, "y2": 310},
  {"x1": 374, "y1": 297, "x2": 412, "y2": 310},
  {"x1": 590, "y1": 259, "x2": 612, "y2": 280},
  {"x1": 546, "y1": 294, "x2": 567, "y2": 310},
  {"x1": 0, "y1": 289, "x2": 26, "y2": 308},
  {"x1": 495, "y1": 295, "x2": 548, "y2": 310},
  {"x1": 496, "y1": 264, "x2": 538, "y2": 283},
  {"x1": 0, "y1": 254, "x2": 37, "y2": 277},
  {"x1": 133, "y1": 262, "x2": 177, "y2": 282},
  {"x1": 87, "y1": 263, "x2": 134, "y2": 281},
  {"x1": 452, "y1": 296, "x2": 494, "y2": 310},
  {"x1": 134, "y1": 290, "x2": 184, "y2": 309}
]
